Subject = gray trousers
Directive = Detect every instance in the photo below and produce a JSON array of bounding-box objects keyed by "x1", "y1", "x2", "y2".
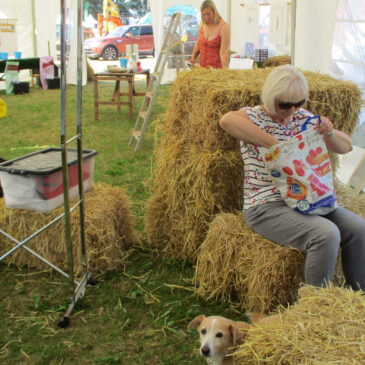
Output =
[{"x1": 244, "y1": 201, "x2": 365, "y2": 291}]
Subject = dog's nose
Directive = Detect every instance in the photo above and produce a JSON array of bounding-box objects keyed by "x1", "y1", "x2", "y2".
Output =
[{"x1": 201, "y1": 345, "x2": 210, "y2": 357}]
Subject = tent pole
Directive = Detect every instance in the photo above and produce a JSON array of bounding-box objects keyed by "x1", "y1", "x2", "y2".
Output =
[
  {"x1": 31, "y1": 0, "x2": 38, "y2": 57},
  {"x1": 291, "y1": 0, "x2": 296, "y2": 66}
]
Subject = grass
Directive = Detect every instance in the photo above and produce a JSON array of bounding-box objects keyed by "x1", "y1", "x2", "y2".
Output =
[
  {"x1": 0, "y1": 249, "x2": 245, "y2": 364},
  {"x1": 0, "y1": 76, "x2": 246, "y2": 364}
]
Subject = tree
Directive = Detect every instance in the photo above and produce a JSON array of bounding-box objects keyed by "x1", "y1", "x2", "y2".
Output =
[
  {"x1": 85, "y1": 0, "x2": 149, "y2": 19},
  {"x1": 84, "y1": 0, "x2": 102, "y2": 19},
  {"x1": 117, "y1": 0, "x2": 149, "y2": 17}
]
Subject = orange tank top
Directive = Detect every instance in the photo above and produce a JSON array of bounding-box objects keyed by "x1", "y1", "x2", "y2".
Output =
[{"x1": 199, "y1": 22, "x2": 226, "y2": 69}]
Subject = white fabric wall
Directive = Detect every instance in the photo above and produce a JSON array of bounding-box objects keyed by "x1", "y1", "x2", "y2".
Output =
[
  {"x1": 294, "y1": 0, "x2": 339, "y2": 73},
  {"x1": 34, "y1": 0, "x2": 60, "y2": 58},
  {"x1": 230, "y1": 0, "x2": 245, "y2": 54},
  {"x1": 0, "y1": 0, "x2": 85, "y2": 85},
  {"x1": 66, "y1": 0, "x2": 87, "y2": 86},
  {"x1": 0, "y1": 0, "x2": 27, "y2": 55},
  {"x1": 0, "y1": 0, "x2": 58, "y2": 58}
]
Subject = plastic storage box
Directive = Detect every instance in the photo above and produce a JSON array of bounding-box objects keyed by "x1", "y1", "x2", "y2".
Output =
[
  {"x1": 12, "y1": 81, "x2": 29, "y2": 94},
  {"x1": 0, "y1": 148, "x2": 97, "y2": 212},
  {"x1": 46, "y1": 77, "x2": 60, "y2": 89}
]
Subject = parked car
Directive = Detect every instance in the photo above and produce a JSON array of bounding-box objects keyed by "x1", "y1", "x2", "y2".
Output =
[{"x1": 84, "y1": 24, "x2": 154, "y2": 60}]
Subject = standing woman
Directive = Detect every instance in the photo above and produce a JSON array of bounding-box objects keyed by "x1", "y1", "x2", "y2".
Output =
[{"x1": 189, "y1": 0, "x2": 230, "y2": 69}]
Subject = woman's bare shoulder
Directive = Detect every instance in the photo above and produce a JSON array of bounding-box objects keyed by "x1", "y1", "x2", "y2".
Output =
[
  {"x1": 219, "y1": 21, "x2": 230, "y2": 36},
  {"x1": 220, "y1": 19, "x2": 230, "y2": 29}
]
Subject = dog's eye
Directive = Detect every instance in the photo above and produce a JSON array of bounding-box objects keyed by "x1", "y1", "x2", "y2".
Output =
[
  {"x1": 201, "y1": 328, "x2": 206, "y2": 335},
  {"x1": 215, "y1": 332, "x2": 223, "y2": 338}
]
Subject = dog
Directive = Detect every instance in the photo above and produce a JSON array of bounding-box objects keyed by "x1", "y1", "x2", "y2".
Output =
[
  {"x1": 188, "y1": 315, "x2": 250, "y2": 365},
  {"x1": 188, "y1": 313, "x2": 274, "y2": 365}
]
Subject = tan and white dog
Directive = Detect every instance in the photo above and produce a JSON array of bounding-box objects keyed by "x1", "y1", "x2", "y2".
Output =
[
  {"x1": 188, "y1": 315, "x2": 250, "y2": 365},
  {"x1": 188, "y1": 313, "x2": 273, "y2": 365}
]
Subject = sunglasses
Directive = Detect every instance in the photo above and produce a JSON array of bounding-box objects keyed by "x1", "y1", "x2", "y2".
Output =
[{"x1": 277, "y1": 99, "x2": 306, "y2": 110}]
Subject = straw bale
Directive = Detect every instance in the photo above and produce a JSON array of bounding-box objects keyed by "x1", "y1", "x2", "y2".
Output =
[
  {"x1": 234, "y1": 285, "x2": 365, "y2": 364},
  {"x1": 146, "y1": 141, "x2": 243, "y2": 259},
  {"x1": 0, "y1": 183, "x2": 138, "y2": 276},
  {"x1": 194, "y1": 212, "x2": 305, "y2": 312},
  {"x1": 264, "y1": 55, "x2": 291, "y2": 67},
  {"x1": 334, "y1": 181, "x2": 365, "y2": 217},
  {"x1": 195, "y1": 212, "x2": 348, "y2": 313},
  {"x1": 146, "y1": 68, "x2": 362, "y2": 261}
]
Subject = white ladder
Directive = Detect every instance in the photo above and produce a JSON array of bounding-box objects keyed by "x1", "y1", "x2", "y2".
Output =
[{"x1": 129, "y1": 12, "x2": 185, "y2": 152}]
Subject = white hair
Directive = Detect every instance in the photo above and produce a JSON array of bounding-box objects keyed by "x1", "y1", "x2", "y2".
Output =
[{"x1": 261, "y1": 64, "x2": 308, "y2": 115}]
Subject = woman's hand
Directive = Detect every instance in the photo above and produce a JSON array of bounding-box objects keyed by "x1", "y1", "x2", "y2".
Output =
[
  {"x1": 319, "y1": 116, "x2": 352, "y2": 154},
  {"x1": 318, "y1": 116, "x2": 334, "y2": 137}
]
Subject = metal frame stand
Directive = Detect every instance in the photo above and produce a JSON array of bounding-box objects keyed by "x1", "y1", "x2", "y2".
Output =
[
  {"x1": 58, "y1": 0, "x2": 97, "y2": 328},
  {"x1": 0, "y1": 0, "x2": 96, "y2": 329}
]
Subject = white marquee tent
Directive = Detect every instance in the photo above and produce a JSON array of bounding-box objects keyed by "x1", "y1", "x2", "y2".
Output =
[{"x1": 0, "y1": 1, "x2": 346, "y2": 77}]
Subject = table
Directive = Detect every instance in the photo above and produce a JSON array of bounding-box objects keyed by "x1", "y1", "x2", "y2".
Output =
[
  {"x1": 93, "y1": 69, "x2": 150, "y2": 121},
  {"x1": 0, "y1": 57, "x2": 39, "y2": 73},
  {"x1": 0, "y1": 57, "x2": 59, "y2": 86},
  {"x1": 0, "y1": 57, "x2": 59, "y2": 74}
]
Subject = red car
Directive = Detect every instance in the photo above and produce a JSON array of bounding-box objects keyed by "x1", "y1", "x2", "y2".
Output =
[{"x1": 84, "y1": 24, "x2": 154, "y2": 60}]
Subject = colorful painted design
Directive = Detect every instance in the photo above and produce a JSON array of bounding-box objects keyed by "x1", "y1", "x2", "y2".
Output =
[
  {"x1": 240, "y1": 106, "x2": 318, "y2": 211},
  {"x1": 263, "y1": 123, "x2": 337, "y2": 215}
]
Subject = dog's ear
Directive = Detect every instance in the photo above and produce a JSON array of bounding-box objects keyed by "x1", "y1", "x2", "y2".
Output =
[
  {"x1": 187, "y1": 315, "x2": 205, "y2": 330},
  {"x1": 229, "y1": 323, "x2": 249, "y2": 346}
]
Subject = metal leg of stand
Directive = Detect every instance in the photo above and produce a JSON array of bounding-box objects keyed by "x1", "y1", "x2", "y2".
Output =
[{"x1": 58, "y1": 0, "x2": 97, "y2": 328}]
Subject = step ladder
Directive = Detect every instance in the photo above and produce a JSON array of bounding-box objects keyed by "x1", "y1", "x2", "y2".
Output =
[{"x1": 129, "y1": 12, "x2": 186, "y2": 152}]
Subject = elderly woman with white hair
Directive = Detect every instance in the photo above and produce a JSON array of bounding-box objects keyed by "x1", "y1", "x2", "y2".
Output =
[{"x1": 219, "y1": 64, "x2": 365, "y2": 291}]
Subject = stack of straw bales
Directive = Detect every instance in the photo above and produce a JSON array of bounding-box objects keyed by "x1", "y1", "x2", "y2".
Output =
[
  {"x1": 233, "y1": 285, "x2": 365, "y2": 364},
  {"x1": 0, "y1": 183, "x2": 138, "y2": 276},
  {"x1": 146, "y1": 68, "x2": 362, "y2": 261},
  {"x1": 146, "y1": 67, "x2": 364, "y2": 311}
]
